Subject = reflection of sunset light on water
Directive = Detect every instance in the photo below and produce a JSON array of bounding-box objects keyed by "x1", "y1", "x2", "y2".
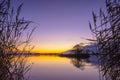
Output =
[{"x1": 27, "y1": 56, "x2": 99, "y2": 80}]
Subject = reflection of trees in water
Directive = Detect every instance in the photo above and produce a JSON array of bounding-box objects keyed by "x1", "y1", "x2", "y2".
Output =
[
  {"x1": 89, "y1": 0, "x2": 120, "y2": 80},
  {"x1": 71, "y1": 58, "x2": 85, "y2": 70},
  {"x1": 70, "y1": 58, "x2": 89, "y2": 70}
]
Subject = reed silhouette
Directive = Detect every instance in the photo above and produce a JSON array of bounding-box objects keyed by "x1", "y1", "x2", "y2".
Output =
[
  {"x1": 0, "y1": 0, "x2": 34, "y2": 80},
  {"x1": 89, "y1": 0, "x2": 120, "y2": 80}
]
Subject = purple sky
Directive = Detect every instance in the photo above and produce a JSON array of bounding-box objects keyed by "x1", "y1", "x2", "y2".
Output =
[{"x1": 12, "y1": 0, "x2": 105, "y2": 53}]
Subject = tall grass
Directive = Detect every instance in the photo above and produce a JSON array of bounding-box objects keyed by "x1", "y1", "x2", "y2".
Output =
[
  {"x1": 89, "y1": 0, "x2": 120, "y2": 80},
  {"x1": 0, "y1": 0, "x2": 34, "y2": 80}
]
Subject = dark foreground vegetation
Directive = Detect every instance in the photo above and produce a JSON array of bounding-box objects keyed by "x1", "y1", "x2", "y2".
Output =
[
  {"x1": 90, "y1": 0, "x2": 120, "y2": 80},
  {"x1": 0, "y1": 0, "x2": 34, "y2": 80}
]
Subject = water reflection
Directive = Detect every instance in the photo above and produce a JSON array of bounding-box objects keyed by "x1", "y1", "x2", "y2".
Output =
[
  {"x1": 70, "y1": 57, "x2": 89, "y2": 70},
  {"x1": 71, "y1": 58, "x2": 85, "y2": 70},
  {"x1": 69, "y1": 54, "x2": 120, "y2": 80},
  {"x1": 26, "y1": 53, "x2": 120, "y2": 80},
  {"x1": 28, "y1": 56, "x2": 99, "y2": 80}
]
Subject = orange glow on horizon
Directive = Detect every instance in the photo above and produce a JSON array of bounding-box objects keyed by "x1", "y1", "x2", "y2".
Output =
[
  {"x1": 31, "y1": 41, "x2": 76, "y2": 53},
  {"x1": 31, "y1": 47, "x2": 71, "y2": 53},
  {"x1": 30, "y1": 37, "x2": 91, "y2": 54}
]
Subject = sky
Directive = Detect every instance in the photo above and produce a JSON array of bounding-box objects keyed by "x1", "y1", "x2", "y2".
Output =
[{"x1": 12, "y1": 0, "x2": 105, "y2": 53}]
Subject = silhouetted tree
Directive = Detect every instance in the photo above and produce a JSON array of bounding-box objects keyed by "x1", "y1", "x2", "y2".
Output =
[
  {"x1": 73, "y1": 43, "x2": 84, "y2": 54},
  {"x1": 0, "y1": 0, "x2": 34, "y2": 80},
  {"x1": 89, "y1": 0, "x2": 120, "y2": 80}
]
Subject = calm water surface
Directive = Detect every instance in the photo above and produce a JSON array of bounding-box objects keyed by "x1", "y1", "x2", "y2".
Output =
[{"x1": 27, "y1": 56, "x2": 99, "y2": 80}]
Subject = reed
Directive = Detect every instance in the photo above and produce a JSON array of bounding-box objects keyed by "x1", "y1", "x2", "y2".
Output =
[
  {"x1": 0, "y1": 0, "x2": 34, "y2": 80},
  {"x1": 89, "y1": 0, "x2": 120, "y2": 80}
]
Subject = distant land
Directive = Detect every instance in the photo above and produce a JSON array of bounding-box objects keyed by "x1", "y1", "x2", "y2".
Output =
[
  {"x1": 26, "y1": 42, "x2": 98, "y2": 56},
  {"x1": 7, "y1": 43, "x2": 97, "y2": 58},
  {"x1": 28, "y1": 53, "x2": 60, "y2": 56}
]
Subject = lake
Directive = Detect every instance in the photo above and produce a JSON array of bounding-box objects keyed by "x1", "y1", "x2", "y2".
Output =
[{"x1": 27, "y1": 55, "x2": 99, "y2": 80}]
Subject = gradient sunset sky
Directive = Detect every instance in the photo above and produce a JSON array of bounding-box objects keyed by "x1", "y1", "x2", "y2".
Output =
[{"x1": 12, "y1": 0, "x2": 105, "y2": 53}]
